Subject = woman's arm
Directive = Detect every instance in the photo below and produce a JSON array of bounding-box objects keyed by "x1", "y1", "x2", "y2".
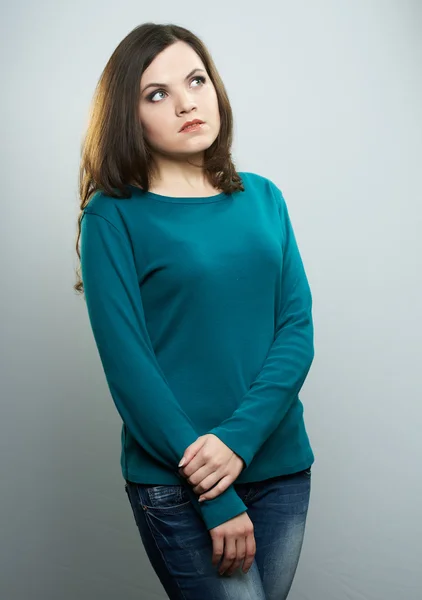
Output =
[
  {"x1": 207, "y1": 185, "x2": 314, "y2": 469},
  {"x1": 80, "y1": 210, "x2": 247, "y2": 530}
]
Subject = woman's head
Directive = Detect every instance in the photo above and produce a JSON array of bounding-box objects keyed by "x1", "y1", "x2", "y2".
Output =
[
  {"x1": 75, "y1": 22, "x2": 244, "y2": 294},
  {"x1": 139, "y1": 40, "x2": 221, "y2": 168},
  {"x1": 79, "y1": 22, "x2": 243, "y2": 198}
]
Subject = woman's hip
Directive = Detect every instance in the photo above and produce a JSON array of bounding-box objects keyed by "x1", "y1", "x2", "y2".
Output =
[{"x1": 124, "y1": 467, "x2": 311, "y2": 600}]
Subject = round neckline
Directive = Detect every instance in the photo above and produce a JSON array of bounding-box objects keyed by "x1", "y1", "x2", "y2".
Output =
[{"x1": 128, "y1": 185, "x2": 231, "y2": 204}]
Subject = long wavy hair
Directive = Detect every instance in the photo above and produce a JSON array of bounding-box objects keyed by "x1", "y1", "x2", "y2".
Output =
[{"x1": 74, "y1": 22, "x2": 244, "y2": 295}]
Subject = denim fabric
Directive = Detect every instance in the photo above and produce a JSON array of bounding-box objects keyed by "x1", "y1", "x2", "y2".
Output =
[{"x1": 124, "y1": 468, "x2": 311, "y2": 600}]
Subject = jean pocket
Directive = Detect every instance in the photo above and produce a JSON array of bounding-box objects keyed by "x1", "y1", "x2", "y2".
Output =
[
  {"x1": 135, "y1": 483, "x2": 191, "y2": 514},
  {"x1": 302, "y1": 467, "x2": 312, "y2": 478}
]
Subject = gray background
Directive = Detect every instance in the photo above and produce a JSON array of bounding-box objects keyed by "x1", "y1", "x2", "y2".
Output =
[{"x1": 1, "y1": 1, "x2": 421, "y2": 599}]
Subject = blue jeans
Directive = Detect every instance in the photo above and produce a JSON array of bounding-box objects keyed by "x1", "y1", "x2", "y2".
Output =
[{"x1": 124, "y1": 467, "x2": 311, "y2": 600}]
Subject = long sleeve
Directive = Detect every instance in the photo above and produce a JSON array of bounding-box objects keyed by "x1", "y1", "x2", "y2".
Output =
[
  {"x1": 80, "y1": 210, "x2": 247, "y2": 530},
  {"x1": 208, "y1": 187, "x2": 314, "y2": 469}
]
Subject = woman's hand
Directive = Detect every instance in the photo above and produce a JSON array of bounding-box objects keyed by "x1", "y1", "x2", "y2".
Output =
[
  {"x1": 178, "y1": 434, "x2": 245, "y2": 502},
  {"x1": 210, "y1": 511, "x2": 256, "y2": 576}
]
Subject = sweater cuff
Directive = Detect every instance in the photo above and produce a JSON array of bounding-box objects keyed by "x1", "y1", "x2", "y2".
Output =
[{"x1": 182, "y1": 480, "x2": 248, "y2": 530}]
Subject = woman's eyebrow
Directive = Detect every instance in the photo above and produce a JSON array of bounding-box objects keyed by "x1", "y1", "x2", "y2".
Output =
[{"x1": 141, "y1": 68, "x2": 206, "y2": 94}]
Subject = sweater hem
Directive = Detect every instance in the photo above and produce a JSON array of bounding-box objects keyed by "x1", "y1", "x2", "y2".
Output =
[{"x1": 122, "y1": 452, "x2": 315, "y2": 486}]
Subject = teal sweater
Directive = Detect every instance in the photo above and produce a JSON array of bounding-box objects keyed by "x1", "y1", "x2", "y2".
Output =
[{"x1": 80, "y1": 171, "x2": 315, "y2": 530}]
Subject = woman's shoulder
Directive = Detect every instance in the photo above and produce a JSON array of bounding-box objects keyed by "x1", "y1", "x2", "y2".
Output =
[
  {"x1": 83, "y1": 187, "x2": 137, "y2": 227},
  {"x1": 238, "y1": 171, "x2": 284, "y2": 200},
  {"x1": 239, "y1": 170, "x2": 280, "y2": 189}
]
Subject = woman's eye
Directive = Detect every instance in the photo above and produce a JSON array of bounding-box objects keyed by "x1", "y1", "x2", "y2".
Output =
[
  {"x1": 149, "y1": 90, "x2": 166, "y2": 103},
  {"x1": 148, "y1": 76, "x2": 206, "y2": 103},
  {"x1": 192, "y1": 76, "x2": 206, "y2": 87}
]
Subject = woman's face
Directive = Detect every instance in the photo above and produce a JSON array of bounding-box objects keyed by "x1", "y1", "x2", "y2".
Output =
[{"x1": 138, "y1": 41, "x2": 221, "y2": 160}]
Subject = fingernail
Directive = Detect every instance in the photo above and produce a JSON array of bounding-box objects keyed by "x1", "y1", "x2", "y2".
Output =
[
  {"x1": 178, "y1": 457, "x2": 185, "y2": 467},
  {"x1": 198, "y1": 497, "x2": 204, "y2": 502}
]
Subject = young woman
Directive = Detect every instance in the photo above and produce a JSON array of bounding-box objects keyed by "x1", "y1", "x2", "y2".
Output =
[{"x1": 75, "y1": 22, "x2": 315, "y2": 600}]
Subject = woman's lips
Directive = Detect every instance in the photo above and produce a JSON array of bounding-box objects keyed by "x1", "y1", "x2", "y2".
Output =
[{"x1": 180, "y1": 123, "x2": 204, "y2": 133}]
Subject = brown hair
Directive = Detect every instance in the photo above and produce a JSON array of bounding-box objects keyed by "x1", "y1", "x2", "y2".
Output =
[{"x1": 74, "y1": 22, "x2": 244, "y2": 295}]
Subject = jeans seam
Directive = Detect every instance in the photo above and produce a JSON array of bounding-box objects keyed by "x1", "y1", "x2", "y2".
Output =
[{"x1": 142, "y1": 498, "x2": 190, "y2": 600}]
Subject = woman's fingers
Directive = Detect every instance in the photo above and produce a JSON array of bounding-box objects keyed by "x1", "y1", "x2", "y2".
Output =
[
  {"x1": 225, "y1": 536, "x2": 245, "y2": 576},
  {"x1": 218, "y1": 535, "x2": 237, "y2": 575},
  {"x1": 242, "y1": 531, "x2": 256, "y2": 573},
  {"x1": 210, "y1": 512, "x2": 256, "y2": 576},
  {"x1": 198, "y1": 475, "x2": 233, "y2": 502}
]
